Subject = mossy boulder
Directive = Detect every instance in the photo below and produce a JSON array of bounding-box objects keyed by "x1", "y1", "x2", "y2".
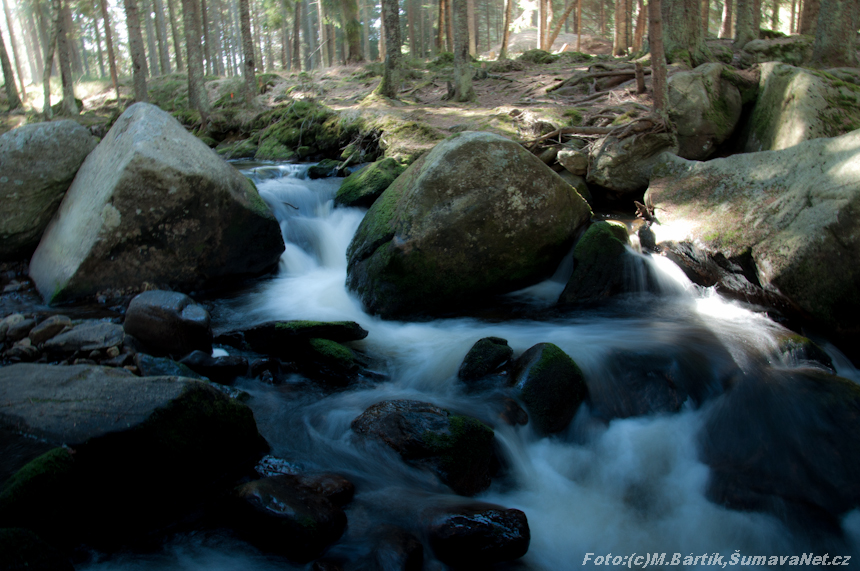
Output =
[
  {"x1": 739, "y1": 35, "x2": 814, "y2": 67},
  {"x1": 228, "y1": 320, "x2": 369, "y2": 355},
  {"x1": 351, "y1": 400, "x2": 497, "y2": 496},
  {"x1": 518, "y1": 49, "x2": 559, "y2": 64},
  {"x1": 775, "y1": 333, "x2": 833, "y2": 371},
  {"x1": 29, "y1": 103, "x2": 284, "y2": 304},
  {"x1": 743, "y1": 62, "x2": 860, "y2": 152},
  {"x1": 255, "y1": 136, "x2": 297, "y2": 161},
  {"x1": 307, "y1": 159, "x2": 343, "y2": 179},
  {"x1": 0, "y1": 527, "x2": 74, "y2": 570},
  {"x1": 0, "y1": 120, "x2": 97, "y2": 261},
  {"x1": 559, "y1": 221, "x2": 643, "y2": 305},
  {"x1": 645, "y1": 130, "x2": 860, "y2": 335},
  {"x1": 668, "y1": 63, "x2": 743, "y2": 160},
  {"x1": 346, "y1": 131, "x2": 592, "y2": 318},
  {"x1": 458, "y1": 337, "x2": 513, "y2": 382},
  {"x1": 587, "y1": 132, "x2": 679, "y2": 193},
  {"x1": 335, "y1": 158, "x2": 406, "y2": 208},
  {"x1": 218, "y1": 138, "x2": 259, "y2": 159},
  {"x1": 510, "y1": 343, "x2": 587, "y2": 434},
  {"x1": 253, "y1": 100, "x2": 361, "y2": 160},
  {"x1": 0, "y1": 363, "x2": 267, "y2": 545}
]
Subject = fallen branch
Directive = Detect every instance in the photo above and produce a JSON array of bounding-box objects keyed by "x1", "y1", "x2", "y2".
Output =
[
  {"x1": 524, "y1": 126, "x2": 615, "y2": 148},
  {"x1": 548, "y1": 68, "x2": 652, "y2": 92}
]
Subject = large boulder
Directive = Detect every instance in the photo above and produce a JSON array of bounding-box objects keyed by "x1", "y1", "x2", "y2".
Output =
[
  {"x1": 739, "y1": 36, "x2": 814, "y2": 67},
  {"x1": 346, "y1": 131, "x2": 592, "y2": 318},
  {"x1": 587, "y1": 132, "x2": 679, "y2": 193},
  {"x1": 668, "y1": 63, "x2": 743, "y2": 160},
  {"x1": 0, "y1": 121, "x2": 97, "y2": 261},
  {"x1": 646, "y1": 130, "x2": 860, "y2": 336},
  {"x1": 0, "y1": 363, "x2": 267, "y2": 545},
  {"x1": 123, "y1": 290, "x2": 212, "y2": 357},
  {"x1": 29, "y1": 103, "x2": 284, "y2": 304},
  {"x1": 351, "y1": 400, "x2": 497, "y2": 496},
  {"x1": 743, "y1": 62, "x2": 860, "y2": 153}
]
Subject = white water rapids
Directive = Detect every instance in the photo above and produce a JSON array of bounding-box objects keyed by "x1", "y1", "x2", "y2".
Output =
[{"x1": 82, "y1": 163, "x2": 860, "y2": 570}]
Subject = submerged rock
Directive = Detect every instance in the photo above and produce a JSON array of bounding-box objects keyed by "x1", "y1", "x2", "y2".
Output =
[
  {"x1": 351, "y1": 400, "x2": 497, "y2": 496},
  {"x1": 29, "y1": 103, "x2": 284, "y2": 304},
  {"x1": 179, "y1": 350, "x2": 249, "y2": 384},
  {"x1": 134, "y1": 353, "x2": 204, "y2": 379},
  {"x1": 123, "y1": 290, "x2": 213, "y2": 357},
  {"x1": 646, "y1": 130, "x2": 860, "y2": 337},
  {"x1": 346, "y1": 131, "x2": 591, "y2": 318},
  {"x1": 0, "y1": 120, "x2": 97, "y2": 261},
  {"x1": 510, "y1": 343, "x2": 587, "y2": 434},
  {"x1": 231, "y1": 474, "x2": 350, "y2": 561},
  {"x1": 457, "y1": 337, "x2": 513, "y2": 382},
  {"x1": 423, "y1": 502, "x2": 530, "y2": 567},
  {"x1": 335, "y1": 157, "x2": 406, "y2": 208}
]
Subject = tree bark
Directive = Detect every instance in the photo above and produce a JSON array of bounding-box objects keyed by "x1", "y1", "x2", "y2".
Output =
[
  {"x1": 92, "y1": 15, "x2": 106, "y2": 78},
  {"x1": 452, "y1": 0, "x2": 474, "y2": 100},
  {"x1": 56, "y1": 0, "x2": 78, "y2": 113},
  {"x1": 182, "y1": 0, "x2": 210, "y2": 126},
  {"x1": 201, "y1": 0, "x2": 212, "y2": 73},
  {"x1": 649, "y1": 0, "x2": 667, "y2": 115},
  {"x1": 99, "y1": 0, "x2": 120, "y2": 101},
  {"x1": 498, "y1": 0, "x2": 512, "y2": 58},
  {"x1": 633, "y1": 0, "x2": 646, "y2": 51},
  {"x1": 238, "y1": 0, "x2": 256, "y2": 100},
  {"x1": 42, "y1": 4, "x2": 58, "y2": 118},
  {"x1": 614, "y1": 0, "x2": 629, "y2": 55},
  {"x1": 359, "y1": 0, "x2": 370, "y2": 59},
  {"x1": 662, "y1": 0, "x2": 710, "y2": 64},
  {"x1": 720, "y1": 0, "x2": 732, "y2": 36},
  {"x1": 789, "y1": 0, "x2": 796, "y2": 32},
  {"x1": 752, "y1": 0, "x2": 761, "y2": 32},
  {"x1": 211, "y1": 0, "x2": 225, "y2": 74},
  {"x1": 466, "y1": 0, "x2": 476, "y2": 55},
  {"x1": 377, "y1": 0, "x2": 401, "y2": 97},
  {"x1": 446, "y1": 0, "x2": 454, "y2": 51},
  {"x1": 2, "y1": 0, "x2": 27, "y2": 99},
  {"x1": 702, "y1": 0, "x2": 709, "y2": 33},
  {"x1": 340, "y1": 0, "x2": 364, "y2": 62},
  {"x1": 154, "y1": 0, "x2": 172, "y2": 73},
  {"x1": 547, "y1": 0, "x2": 577, "y2": 51},
  {"x1": 799, "y1": 0, "x2": 818, "y2": 33},
  {"x1": 0, "y1": 24, "x2": 21, "y2": 108},
  {"x1": 733, "y1": 0, "x2": 755, "y2": 47},
  {"x1": 811, "y1": 0, "x2": 857, "y2": 67},
  {"x1": 142, "y1": 0, "x2": 160, "y2": 75},
  {"x1": 292, "y1": 0, "x2": 302, "y2": 69},
  {"x1": 166, "y1": 0, "x2": 185, "y2": 70},
  {"x1": 538, "y1": 0, "x2": 547, "y2": 49},
  {"x1": 771, "y1": 0, "x2": 780, "y2": 28},
  {"x1": 125, "y1": 0, "x2": 149, "y2": 100}
]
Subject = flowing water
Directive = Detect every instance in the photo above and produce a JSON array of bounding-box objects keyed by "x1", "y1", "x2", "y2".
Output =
[{"x1": 82, "y1": 163, "x2": 860, "y2": 570}]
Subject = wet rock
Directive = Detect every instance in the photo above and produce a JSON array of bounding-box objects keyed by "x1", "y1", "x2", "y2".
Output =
[
  {"x1": 559, "y1": 221, "x2": 654, "y2": 306},
  {"x1": 335, "y1": 158, "x2": 406, "y2": 209},
  {"x1": 135, "y1": 353, "x2": 205, "y2": 379},
  {"x1": 236, "y1": 320, "x2": 369, "y2": 355},
  {"x1": 0, "y1": 527, "x2": 74, "y2": 571},
  {"x1": 359, "y1": 527, "x2": 423, "y2": 571},
  {"x1": 510, "y1": 343, "x2": 587, "y2": 434},
  {"x1": 295, "y1": 473, "x2": 356, "y2": 507},
  {"x1": 424, "y1": 502, "x2": 530, "y2": 567},
  {"x1": 743, "y1": 62, "x2": 860, "y2": 152},
  {"x1": 0, "y1": 363, "x2": 267, "y2": 545},
  {"x1": 346, "y1": 131, "x2": 591, "y2": 318},
  {"x1": 557, "y1": 170, "x2": 592, "y2": 204},
  {"x1": 123, "y1": 290, "x2": 213, "y2": 357},
  {"x1": 0, "y1": 313, "x2": 25, "y2": 343},
  {"x1": 0, "y1": 120, "x2": 97, "y2": 261},
  {"x1": 587, "y1": 132, "x2": 678, "y2": 193},
  {"x1": 457, "y1": 337, "x2": 513, "y2": 382},
  {"x1": 5, "y1": 317, "x2": 37, "y2": 342},
  {"x1": 42, "y1": 321, "x2": 124, "y2": 356},
  {"x1": 774, "y1": 333, "x2": 834, "y2": 371},
  {"x1": 307, "y1": 159, "x2": 344, "y2": 179},
  {"x1": 28, "y1": 315, "x2": 72, "y2": 346},
  {"x1": 231, "y1": 474, "x2": 349, "y2": 561},
  {"x1": 351, "y1": 400, "x2": 497, "y2": 496},
  {"x1": 701, "y1": 368, "x2": 860, "y2": 527},
  {"x1": 180, "y1": 350, "x2": 248, "y2": 384},
  {"x1": 29, "y1": 103, "x2": 284, "y2": 304},
  {"x1": 4, "y1": 338, "x2": 41, "y2": 362},
  {"x1": 646, "y1": 130, "x2": 860, "y2": 336},
  {"x1": 668, "y1": 63, "x2": 742, "y2": 160},
  {"x1": 499, "y1": 398, "x2": 529, "y2": 426},
  {"x1": 740, "y1": 36, "x2": 813, "y2": 67}
]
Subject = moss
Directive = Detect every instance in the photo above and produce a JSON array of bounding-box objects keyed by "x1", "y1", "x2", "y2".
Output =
[
  {"x1": 0, "y1": 448, "x2": 75, "y2": 511},
  {"x1": 564, "y1": 107, "x2": 585, "y2": 126},
  {"x1": 256, "y1": 136, "x2": 298, "y2": 161},
  {"x1": 308, "y1": 338, "x2": 355, "y2": 368},
  {"x1": 335, "y1": 157, "x2": 406, "y2": 208},
  {"x1": 421, "y1": 414, "x2": 495, "y2": 495},
  {"x1": 518, "y1": 49, "x2": 559, "y2": 64},
  {"x1": 428, "y1": 52, "x2": 455, "y2": 69},
  {"x1": 611, "y1": 109, "x2": 640, "y2": 126},
  {"x1": 307, "y1": 159, "x2": 342, "y2": 179},
  {"x1": 574, "y1": 221, "x2": 629, "y2": 261},
  {"x1": 516, "y1": 343, "x2": 587, "y2": 434},
  {"x1": 556, "y1": 51, "x2": 594, "y2": 64}
]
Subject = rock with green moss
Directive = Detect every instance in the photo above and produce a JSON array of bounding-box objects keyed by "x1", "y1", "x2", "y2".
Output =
[
  {"x1": 587, "y1": 132, "x2": 678, "y2": 193},
  {"x1": 510, "y1": 343, "x2": 587, "y2": 434},
  {"x1": 739, "y1": 36, "x2": 813, "y2": 67},
  {"x1": 351, "y1": 400, "x2": 497, "y2": 496},
  {"x1": 668, "y1": 63, "x2": 742, "y2": 160},
  {"x1": 458, "y1": 337, "x2": 513, "y2": 382},
  {"x1": 335, "y1": 158, "x2": 406, "y2": 208},
  {"x1": 743, "y1": 62, "x2": 860, "y2": 152},
  {"x1": 518, "y1": 49, "x2": 559, "y2": 64},
  {"x1": 307, "y1": 158, "x2": 343, "y2": 179},
  {"x1": 646, "y1": 130, "x2": 860, "y2": 335},
  {"x1": 0, "y1": 528, "x2": 74, "y2": 570},
  {"x1": 557, "y1": 171, "x2": 592, "y2": 205},
  {"x1": 346, "y1": 131, "x2": 592, "y2": 318},
  {"x1": 231, "y1": 474, "x2": 350, "y2": 561},
  {"x1": 775, "y1": 333, "x2": 834, "y2": 371},
  {"x1": 217, "y1": 138, "x2": 258, "y2": 159},
  {"x1": 253, "y1": 100, "x2": 361, "y2": 160},
  {"x1": 0, "y1": 120, "x2": 97, "y2": 261},
  {"x1": 559, "y1": 221, "x2": 642, "y2": 305},
  {"x1": 255, "y1": 136, "x2": 297, "y2": 161},
  {"x1": 233, "y1": 320, "x2": 369, "y2": 355},
  {"x1": 0, "y1": 363, "x2": 267, "y2": 545},
  {"x1": 28, "y1": 103, "x2": 284, "y2": 304}
]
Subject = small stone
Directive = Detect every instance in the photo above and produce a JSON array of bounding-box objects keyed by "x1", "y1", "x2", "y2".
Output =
[
  {"x1": 6, "y1": 318, "x2": 37, "y2": 343},
  {"x1": 0, "y1": 314, "x2": 26, "y2": 343},
  {"x1": 88, "y1": 350, "x2": 103, "y2": 361},
  {"x1": 106, "y1": 346, "x2": 121, "y2": 358},
  {"x1": 29, "y1": 315, "x2": 73, "y2": 345}
]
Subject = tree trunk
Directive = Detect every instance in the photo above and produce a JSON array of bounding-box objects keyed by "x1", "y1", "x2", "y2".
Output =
[
  {"x1": 377, "y1": 0, "x2": 401, "y2": 97},
  {"x1": 734, "y1": 0, "x2": 755, "y2": 46},
  {"x1": 142, "y1": 0, "x2": 160, "y2": 75},
  {"x1": 437, "y1": 0, "x2": 445, "y2": 51},
  {"x1": 99, "y1": 0, "x2": 120, "y2": 101},
  {"x1": 547, "y1": 0, "x2": 577, "y2": 51},
  {"x1": 702, "y1": 0, "x2": 709, "y2": 33},
  {"x1": 63, "y1": 6, "x2": 82, "y2": 75},
  {"x1": 93, "y1": 15, "x2": 106, "y2": 78},
  {"x1": 238, "y1": 0, "x2": 256, "y2": 100},
  {"x1": 292, "y1": 0, "x2": 302, "y2": 69},
  {"x1": 752, "y1": 0, "x2": 761, "y2": 32},
  {"x1": 201, "y1": 0, "x2": 212, "y2": 73},
  {"x1": 662, "y1": 0, "x2": 710, "y2": 64},
  {"x1": 649, "y1": 0, "x2": 667, "y2": 115},
  {"x1": 302, "y1": 0, "x2": 316, "y2": 69},
  {"x1": 154, "y1": 0, "x2": 172, "y2": 73},
  {"x1": 340, "y1": 0, "x2": 364, "y2": 62},
  {"x1": 166, "y1": 0, "x2": 185, "y2": 70},
  {"x1": 2, "y1": 0, "x2": 27, "y2": 99},
  {"x1": 799, "y1": 0, "x2": 818, "y2": 33},
  {"x1": 42, "y1": 5, "x2": 58, "y2": 118},
  {"x1": 790, "y1": 0, "x2": 796, "y2": 32},
  {"x1": 125, "y1": 0, "x2": 149, "y2": 99},
  {"x1": 613, "y1": 0, "x2": 628, "y2": 55},
  {"x1": 26, "y1": 4, "x2": 45, "y2": 79},
  {"x1": 211, "y1": 0, "x2": 225, "y2": 74},
  {"x1": 633, "y1": 0, "x2": 646, "y2": 51},
  {"x1": 407, "y1": 0, "x2": 416, "y2": 55},
  {"x1": 446, "y1": 0, "x2": 454, "y2": 51},
  {"x1": 183, "y1": 0, "x2": 210, "y2": 126},
  {"x1": 538, "y1": 0, "x2": 546, "y2": 49},
  {"x1": 56, "y1": 0, "x2": 78, "y2": 113},
  {"x1": 498, "y1": 0, "x2": 512, "y2": 58},
  {"x1": 0, "y1": 25, "x2": 21, "y2": 108},
  {"x1": 452, "y1": 0, "x2": 474, "y2": 100},
  {"x1": 811, "y1": 0, "x2": 857, "y2": 67},
  {"x1": 720, "y1": 0, "x2": 732, "y2": 36},
  {"x1": 771, "y1": 0, "x2": 779, "y2": 28},
  {"x1": 576, "y1": 0, "x2": 582, "y2": 50},
  {"x1": 360, "y1": 0, "x2": 370, "y2": 59},
  {"x1": 79, "y1": 23, "x2": 91, "y2": 78},
  {"x1": 466, "y1": 0, "x2": 476, "y2": 55},
  {"x1": 317, "y1": 0, "x2": 328, "y2": 67}
]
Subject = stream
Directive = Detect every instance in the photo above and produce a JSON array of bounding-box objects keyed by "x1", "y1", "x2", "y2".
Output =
[{"x1": 81, "y1": 162, "x2": 860, "y2": 570}]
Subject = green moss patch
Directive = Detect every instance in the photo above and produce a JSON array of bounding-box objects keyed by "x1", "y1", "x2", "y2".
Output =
[{"x1": 335, "y1": 158, "x2": 406, "y2": 208}]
